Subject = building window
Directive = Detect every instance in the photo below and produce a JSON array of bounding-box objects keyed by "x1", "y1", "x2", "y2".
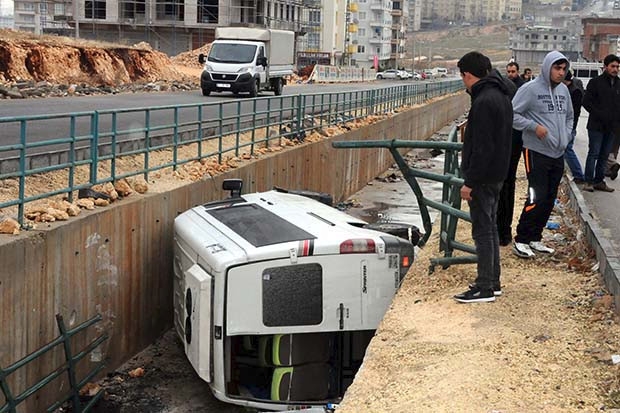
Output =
[
  {"x1": 120, "y1": 0, "x2": 145, "y2": 19},
  {"x1": 358, "y1": 45, "x2": 365, "y2": 53},
  {"x1": 156, "y1": 0, "x2": 184, "y2": 21},
  {"x1": 197, "y1": 0, "x2": 218, "y2": 23},
  {"x1": 39, "y1": 2, "x2": 47, "y2": 12},
  {"x1": 358, "y1": 28, "x2": 365, "y2": 36},
  {"x1": 85, "y1": 0, "x2": 106, "y2": 19},
  {"x1": 21, "y1": 3, "x2": 34, "y2": 11},
  {"x1": 54, "y1": 3, "x2": 65, "y2": 14},
  {"x1": 359, "y1": 11, "x2": 366, "y2": 20}
]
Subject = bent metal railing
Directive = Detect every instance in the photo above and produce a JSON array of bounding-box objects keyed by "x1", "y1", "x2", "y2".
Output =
[
  {"x1": 0, "y1": 314, "x2": 108, "y2": 413},
  {"x1": 0, "y1": 80, "x2": 462, "y2": 225},
  {"x1": 332, "y1": 123, "x2": 475, "y2": 273}
]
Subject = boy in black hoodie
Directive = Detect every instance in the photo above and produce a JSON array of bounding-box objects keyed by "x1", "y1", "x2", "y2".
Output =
[{"x1": 454, "y1": 51, "x2": 513, "y2": 303}]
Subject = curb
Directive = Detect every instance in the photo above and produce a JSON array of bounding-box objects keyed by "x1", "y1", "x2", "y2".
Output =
[{"x1": 565, "y1": 177, "x2": 620, "y2": 310}]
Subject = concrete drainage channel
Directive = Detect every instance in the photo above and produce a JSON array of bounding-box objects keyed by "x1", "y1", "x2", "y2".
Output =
[{"x1": 68, "y1": 126, "x2": 454, "y2": 413}]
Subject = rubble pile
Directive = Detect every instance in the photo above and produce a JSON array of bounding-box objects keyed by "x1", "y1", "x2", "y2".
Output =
[{"x1": 171, "y1": 43, "x2": 212, "y2": 68}]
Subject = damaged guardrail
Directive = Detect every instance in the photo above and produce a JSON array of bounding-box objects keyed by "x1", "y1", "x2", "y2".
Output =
[{"x1": 333, "y1": 123, "x2": 476, "y2": 272}]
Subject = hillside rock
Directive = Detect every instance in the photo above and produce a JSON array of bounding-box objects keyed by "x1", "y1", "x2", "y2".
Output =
[{"x1": 0, "y1": 29, "x2": 201, "y2": 95}]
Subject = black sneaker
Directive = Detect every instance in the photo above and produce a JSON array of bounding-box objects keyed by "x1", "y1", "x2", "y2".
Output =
[
  {"x1": 470, "y1": 283, "x2": 502, "y2": 296},
  {"x1": 454, "y1": 285, "x2": 495, "y2": 303}
]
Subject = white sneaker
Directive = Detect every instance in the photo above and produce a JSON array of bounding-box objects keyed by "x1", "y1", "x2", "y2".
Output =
[
  {"x1": 529, "y1": 241, "x2": 554, "y2": 254},
  {"x1": 513, "y1": 242, "x2": 535, "y2": 258}
]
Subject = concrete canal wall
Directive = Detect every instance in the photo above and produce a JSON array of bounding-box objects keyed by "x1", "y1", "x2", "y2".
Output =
[{"x1": 0, "y1": 92, "x2": 469, "y2": 411}]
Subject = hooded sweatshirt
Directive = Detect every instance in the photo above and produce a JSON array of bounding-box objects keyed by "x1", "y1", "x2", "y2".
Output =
[
  {"x1": 511, "y1": 51, "x2": 574, "y2": 159},
  {"x1": 461, "y1": 70, "x2": 513, "y2": 187}
]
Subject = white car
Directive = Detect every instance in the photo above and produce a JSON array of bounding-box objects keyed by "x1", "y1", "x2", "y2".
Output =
[{"x1": 376, "y1": 69, "x2": 403, "y2": 79}]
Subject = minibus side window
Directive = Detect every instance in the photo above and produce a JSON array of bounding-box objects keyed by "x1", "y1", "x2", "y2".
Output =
[{"x1": 262, "y1": 263, "x2": 323, "y2": 327}]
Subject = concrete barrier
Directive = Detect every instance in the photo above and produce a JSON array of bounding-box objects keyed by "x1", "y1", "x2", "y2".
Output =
[{"x1": 0, "y1": 92, "x2": 469, "y2": 411}]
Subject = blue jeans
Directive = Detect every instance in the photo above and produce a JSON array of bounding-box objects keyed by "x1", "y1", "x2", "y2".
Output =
[
  {"x1": 469, "y1": 182, "x2": 502, "y2": 290},
  {"x1": 564, "y1": 129, "x2": 584, "y2": 181},
  {"x1": 585, "y1": 129, "x2": 616, "y2": 184}
]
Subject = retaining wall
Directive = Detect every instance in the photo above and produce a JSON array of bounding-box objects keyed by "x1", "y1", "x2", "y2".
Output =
[{"x1": 0, "y1": 92, "x2": 469, "y2": 411}]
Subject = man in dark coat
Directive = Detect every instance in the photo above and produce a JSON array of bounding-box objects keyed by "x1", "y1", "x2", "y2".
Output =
[
  {"x1": 582, "y1": 54, "x2": 620, "y2": 192},
  {"x1": 496, "y1": 61, "x2": 526, "y2": 246},
  {"x1": 562, "y1": 70, "x2": 585, "y2": 184},
  {"x1": 454, "y1": 51, "x2": 513, "y2": 303}
]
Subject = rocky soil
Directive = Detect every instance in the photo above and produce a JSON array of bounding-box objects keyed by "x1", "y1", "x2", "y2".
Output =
[{"x1": 0, "y1": 29, "x2": 202, "y2": 98}]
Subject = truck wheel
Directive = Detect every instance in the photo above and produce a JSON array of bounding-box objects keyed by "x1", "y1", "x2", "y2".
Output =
[
  {"x1": 273, "y1": 78, "x2": 283, "y2": 96},
  {"x1": 201, "y1": 88, "x2": 211, "y2": 96},
  {"x1": 248, "y1": 80, "x2": 258, "y2": 98}
]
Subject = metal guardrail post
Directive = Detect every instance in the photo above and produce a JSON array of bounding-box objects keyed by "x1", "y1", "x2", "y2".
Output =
[
  {"x1": 90, "y1": 112, "x2": 99, "y2": 185},
  {"x1": 296, "y1": 94, "x2": 304, "y2": 139},
  {"x1": 173, "y1": 107, "x2": 179, "y2": 169},
  {"x1": 235, "y1": 100, "x2": 241, "y2": 157},
  {"x1": 17, "y1": 120, "x2": 26, "y2": 226}
]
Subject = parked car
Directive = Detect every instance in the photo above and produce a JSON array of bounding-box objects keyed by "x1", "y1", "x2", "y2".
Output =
[
  {"x1": 398, "y1": 70, "x2": 412, "y2": 79},
  {"x1": 410, "y1": 71, "x2": 423, "y2": 80},
  {"x1": 376, "y1": 69, "x2": 403, "y2": 79}
]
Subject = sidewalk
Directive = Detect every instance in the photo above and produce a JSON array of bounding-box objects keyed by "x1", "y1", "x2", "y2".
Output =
[
  {"x1": 572, "y1": 111, "x2": 620, "y2": 306},
  {"x1": 336, "y1": 118, "x2": 620, "y2": 412}
]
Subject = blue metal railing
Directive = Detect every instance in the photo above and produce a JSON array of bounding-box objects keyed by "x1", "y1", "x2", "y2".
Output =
[{"x1": 0, "y1": 81, "x2": 463, "y2": 225}]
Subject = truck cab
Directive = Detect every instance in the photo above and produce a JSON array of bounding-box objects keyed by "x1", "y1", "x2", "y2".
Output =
[
  {"x1": 198, "y1": 28, "x2": 294, "y2": 98},
  {"x1": 173, "y1": 181, "x2": 415, "y2": 411}
]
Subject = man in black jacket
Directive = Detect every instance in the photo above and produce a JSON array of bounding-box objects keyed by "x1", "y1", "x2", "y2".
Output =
[
  {"x1": 497, "y1": 61, "x2": 526, "y2": 246},
  {"x1": 582, "y1": 54, "x2": 620, "y2": 192},
  {"x1": 454, "y1": 51, "x2": 513, "y2": 303},
  {"x1": 563, "y1": 70, "x2": 585, "y2": 184}
]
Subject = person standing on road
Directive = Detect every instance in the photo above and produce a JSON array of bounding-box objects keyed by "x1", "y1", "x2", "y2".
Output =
[
  {"x1": 497, "y1": 61, "x2": 526, "y2": 246},
  {"x1": 454, "y1": 51, "x2": 513, "y2": 303},
  {"x1": 582, "y1": 54, "x2": 620, "y2": 193},
  {"x1": 562, "y1": 70, "x2": 586, "y2": 184},
  {"x1": 511, "y1": 51, "x2": 573, "y2": 259},
  {"x1": 521, "y1": 68, "x2": 533, "y2": 82}
]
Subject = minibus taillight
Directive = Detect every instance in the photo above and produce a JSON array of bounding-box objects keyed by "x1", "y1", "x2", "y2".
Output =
[
  {"x1": 401, "y1": 255, "x2": 410, "y2": 268},
  {"x1": 340, "y1": 239, "x2": 376, "y2": 254}
]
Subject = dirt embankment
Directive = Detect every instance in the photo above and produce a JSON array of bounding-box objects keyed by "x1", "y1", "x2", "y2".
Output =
[{"x1": 0, "y1": 29, "x2": 202, "y2": 88}]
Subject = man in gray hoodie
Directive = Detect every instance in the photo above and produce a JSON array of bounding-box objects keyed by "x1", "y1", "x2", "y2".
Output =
[{"x1": 511, "y1": 51, "x2": 574, "y2": 259}]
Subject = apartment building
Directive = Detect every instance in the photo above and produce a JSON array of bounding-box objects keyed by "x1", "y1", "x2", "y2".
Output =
[
  {"x1": 418, "y1": 0, "x2": 522, "y2": 25},
  {"x1": 509, "y1": 25, "x2": 579, "y2": 68}
]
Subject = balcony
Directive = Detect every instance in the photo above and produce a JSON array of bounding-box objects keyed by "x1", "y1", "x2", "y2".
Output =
[{"x1": 370, "y1": 1, "x2": 389, "y2": 11}]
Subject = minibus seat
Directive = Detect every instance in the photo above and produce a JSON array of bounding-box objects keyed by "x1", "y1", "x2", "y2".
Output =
[
  {"x1": 270, "y1": 363, "x2": 330, "y2": 401},
  {"x1": 259, "y1": 333, "x2": 331, "y2": 367}
]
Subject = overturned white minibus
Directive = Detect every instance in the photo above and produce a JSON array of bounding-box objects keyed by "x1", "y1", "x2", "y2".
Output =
[{"x1": 173, "y1": 180, "x2": 416, "y2": 411}]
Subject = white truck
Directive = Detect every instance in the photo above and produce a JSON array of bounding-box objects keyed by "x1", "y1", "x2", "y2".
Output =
[
  {"x1": 198, "y1": 27, "x2": 295, "y2": 97},
  {"x1": 173, "y1": 179, "x2": 416, "y2": 411}
]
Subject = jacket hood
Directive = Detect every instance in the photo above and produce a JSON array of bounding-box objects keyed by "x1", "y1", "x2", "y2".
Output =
[
  {"x1": 471, "y1": 69, "x2": 513, "y2": 98},
  {"x1": 540, "y1": 51, "x2": 569, "y2": 86}
]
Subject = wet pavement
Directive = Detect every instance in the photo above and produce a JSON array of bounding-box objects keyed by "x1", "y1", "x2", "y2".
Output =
[{"x1": 343, "y1": 124, "x2": 455, "y2": 231}]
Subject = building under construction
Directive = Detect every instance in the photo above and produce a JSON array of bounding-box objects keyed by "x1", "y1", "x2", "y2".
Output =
[{"x1": 13, "y1": 0, "x2": 305, "y2": 56}]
